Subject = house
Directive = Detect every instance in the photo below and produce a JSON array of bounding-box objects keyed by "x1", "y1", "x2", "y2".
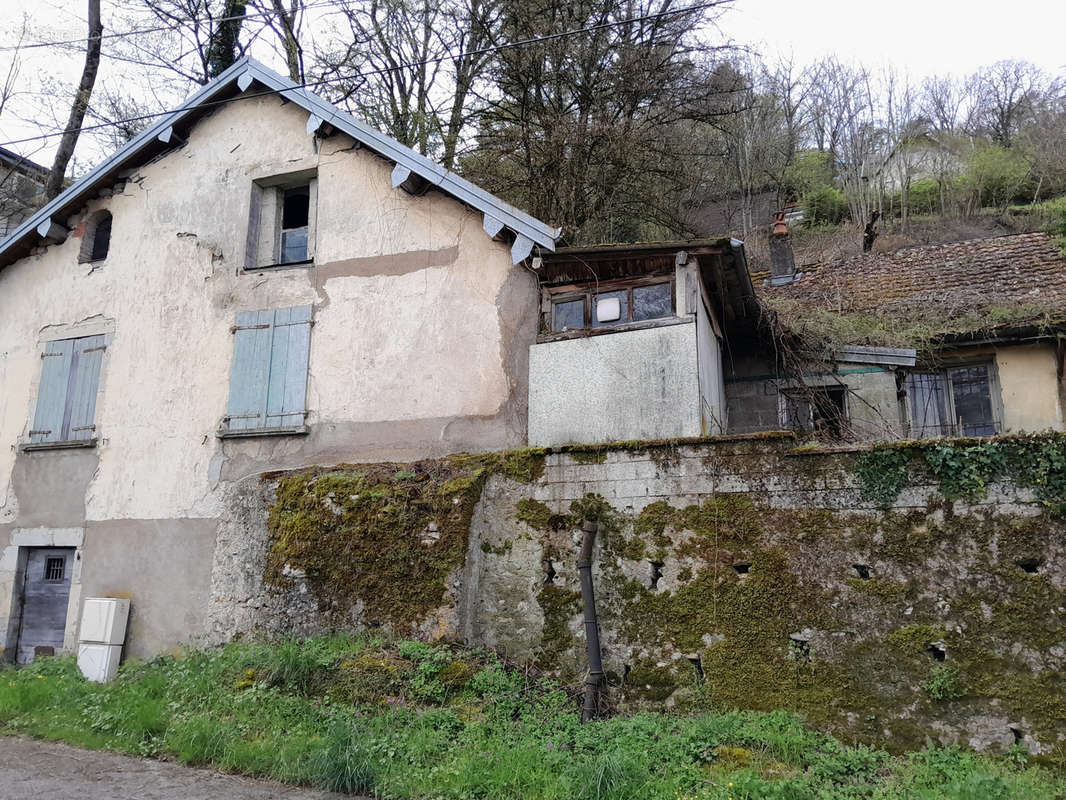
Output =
[
  {"x1": 527, "y1": 239, "x2": 757, "y2": 445},
  {"x1": 0, "y1": 146, "x2": 48, "y2": 238},
  {"x1": 731, "y1": 227, "x2": 1066, "y2": 441},
  {"x1": 0, "y1": 58, "x2": 560, "y2": 663}
]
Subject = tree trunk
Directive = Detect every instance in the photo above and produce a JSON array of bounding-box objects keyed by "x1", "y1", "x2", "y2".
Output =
[
  {"x1": 207, "y1": 0, "x2": 247, "y2": 79},
  {"x1": 45, "y1": 0, "x2": 103, "y2": 200}
]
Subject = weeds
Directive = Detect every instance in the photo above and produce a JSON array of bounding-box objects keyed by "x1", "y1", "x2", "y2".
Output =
[{"x1": 0, "y1": 636, "x2": 1062, "y2": 799}]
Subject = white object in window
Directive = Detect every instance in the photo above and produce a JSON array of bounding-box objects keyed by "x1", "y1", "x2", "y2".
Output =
[
  {"x1": 596, "y1": 296, "x2": 622, "y2": 323},
  {"x1": 248, "y1": 174, "x2": 317, "y2": 269}
]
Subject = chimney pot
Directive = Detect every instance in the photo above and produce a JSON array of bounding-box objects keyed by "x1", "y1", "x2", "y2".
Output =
[{"x1": 769, "y1": 211, "x2": 797, "y2": 283}]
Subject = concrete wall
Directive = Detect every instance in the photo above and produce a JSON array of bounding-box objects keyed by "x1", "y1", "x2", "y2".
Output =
[
  {"x1": 0, "y1": 93, "x2": 535, "y2": 660},
  {"x1": 527, "y1": 321, "x2": 701, "y2": 446},
  {"x1": 212, "y1": 434, "x2": 1066, "y2": 759},
  {"x1": 995, "y1": 343, "x2": 1063, "y2": 433}
]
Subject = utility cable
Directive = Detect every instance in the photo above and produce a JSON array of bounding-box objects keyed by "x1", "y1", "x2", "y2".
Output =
[{"x1": 0, "y1": 0, "x2": 727, "y2": 149}]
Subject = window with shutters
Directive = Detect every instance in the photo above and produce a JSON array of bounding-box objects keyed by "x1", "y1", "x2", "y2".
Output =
[
  {"x1": 219, "y1": 306, "x2": 312, "y2": 436},
  {"x1": 245, "y1": 172, "x2": 318, "y2": 270},
  {"x1": 24, "y1": 334, "x2": 108, "y2": 450}
]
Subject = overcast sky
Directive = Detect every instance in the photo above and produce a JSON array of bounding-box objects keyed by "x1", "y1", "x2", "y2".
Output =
[{"x1": 1, "y1": 0, "x2": 1064, "y2": 166}]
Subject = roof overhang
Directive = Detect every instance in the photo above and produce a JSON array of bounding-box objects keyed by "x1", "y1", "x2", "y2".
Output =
[
  {"x1": 0, "y1": 57, "x2": 560, "y2": 269},
  {"x1": 535, "y1": 237, "x2": 759, "y2": 334}
]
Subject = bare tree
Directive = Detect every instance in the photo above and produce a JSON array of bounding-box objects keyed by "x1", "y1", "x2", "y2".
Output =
[
  {"x1": 46, "y1": 0, "x2": 104, "y2": 199},
  {"x1": 468, "y1": 0, "x2": 737, "y2": 241},
  {"x1": 253, "y1": 0, "x2": 304, "y2": 82},
  {"x1": 315, "y1": 0, "x2": 499, "y2": 168},
  {"x1": 970, "y1": 60, "x2": 1049, "y2": 147}
]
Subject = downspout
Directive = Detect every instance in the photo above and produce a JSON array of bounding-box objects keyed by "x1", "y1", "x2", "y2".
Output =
[{"x1": 578, "y1": 519, "x2": 603, "y2": 723}]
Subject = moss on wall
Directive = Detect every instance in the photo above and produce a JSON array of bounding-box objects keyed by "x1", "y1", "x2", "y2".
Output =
[{"x1": 265, "y1": 449, "x2": 545, "y2": 630}]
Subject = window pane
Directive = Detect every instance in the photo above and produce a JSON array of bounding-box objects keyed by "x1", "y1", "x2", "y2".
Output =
[
  {"x1": 592, "y1": 290, "x2": 629, "y2": 327},
  {"x1": 907, "y1": 373, "x2": 949, "y2": 437},
  {"x1": 90, "y1": 214, "x2": 111, "y2": 261},
  {"x1": 282, "y1": 186, "x2": 309, "y2": 228},
  {"x1": 281, "y1": 229, "x2": 308, "y2": 263},
  {"x1": 948, "y1": 365, "x2": 996, "y2": 436},
  {"x1": 552, "y1": 299, "x2": 584, "y2": 331},
  {"x1": 633, "y1": 282, "x2": 672, "y2": 321}
]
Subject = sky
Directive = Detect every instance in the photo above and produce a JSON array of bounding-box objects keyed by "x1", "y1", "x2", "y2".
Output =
[{"x1": 1, "y1": 0, "x2": 1064, "y2": 166}]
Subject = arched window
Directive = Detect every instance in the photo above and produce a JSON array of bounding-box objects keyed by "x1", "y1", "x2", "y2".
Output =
[{"x1": 79, "y1": 210, "x2": 112, "y2": 263}]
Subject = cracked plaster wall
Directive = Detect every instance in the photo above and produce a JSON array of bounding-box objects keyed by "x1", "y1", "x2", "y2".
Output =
[{"x1": 0, "y1": 93, "x2": 535, "y2": 659}]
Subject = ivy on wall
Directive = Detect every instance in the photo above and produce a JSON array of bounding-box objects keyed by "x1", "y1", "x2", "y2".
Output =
[{"x1": 855, "y1": 433, "x2": 1066, "y2": 513}]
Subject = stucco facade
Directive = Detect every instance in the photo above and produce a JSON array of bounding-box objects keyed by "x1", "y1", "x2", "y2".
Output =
[{"x1": 0, "y1": 93, "x2": 539, "y2": 659}]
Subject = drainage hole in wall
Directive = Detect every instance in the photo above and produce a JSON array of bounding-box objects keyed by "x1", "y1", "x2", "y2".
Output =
[
  {"x1": 1015, "y1": 557, "x2": 1043, "y2": 574},
  {"x1": 732, "y1": 562, "x2": 751, "y2": 576},
  {"x1": 687, "y1": 655, "x2": 705, "y2": 682},
  {"x1": 927, "y1": 641, "x2": 947, "y2": 662},
  {"x1": 650, "y1": 561, "x2": 664, "y2": 589},
  {"x1": 788, "y1": 636, "x2": 811, "y2": 663},
  {"x1": 1010, "y1": 726, "x2": 1025, "y2": 745},
  {"x1": 852, "y1": 563, "x2": 871, "y2": 580},
  {"x1": 548, "y1": 514, "x2": 569, "y2": 531},
  {"x1": 543, "y1": 560, "x2": 557, "y2": 585}
]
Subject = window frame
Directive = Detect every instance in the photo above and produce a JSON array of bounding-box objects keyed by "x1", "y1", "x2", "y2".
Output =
[
  {"x1": 544, "y1": 274, "x2": 676, "y2": 335},
  {"x1": 218, "y1": 305, "x2": 314, "y2": 439},
  {"x1": 22, "y1": 333, "x2": 108, "y2": 452},
  {"x1": 77, "y1": 209, "x2": 112, "y2": 265},
  {"x1": 905, "y1": 360, "x2": 1002, "y2": 439},
  {"x1": 780, "y1": 385, "x2": 849, "y2": 439},
  {"x1": 245, "y1": 171, "x2": 318, "y2": 273}
]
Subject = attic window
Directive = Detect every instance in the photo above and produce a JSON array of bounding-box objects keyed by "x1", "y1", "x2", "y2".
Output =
[
  {"x1": 247, "y1": 173, "x2": 317, "y2": 270},
  {"x1": 78, "y1": 210, "x2": 112, "y2": 264},
  {"x1": 547, "y1": 276, "x2": 675, "y2": 332}
]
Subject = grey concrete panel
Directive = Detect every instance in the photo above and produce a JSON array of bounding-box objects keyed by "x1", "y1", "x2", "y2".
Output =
[
  {"x1": 528, "y1": 322, "x2": 701, "y2": 446},
  {"x1": 80, "y1": 518, "x2": 218, "y2": 659}
]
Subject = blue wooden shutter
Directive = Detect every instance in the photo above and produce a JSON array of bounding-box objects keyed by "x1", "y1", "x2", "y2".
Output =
[
  {"x1": 30, "y1": 340, "x2": 74, "y2": 443},
  {"x1": 225, "y1": 306, "x2": 311, "y2": 431},
  {"x1": 66, "y1": 335, "x2": 106, "y2": 441},
  {"x1": 225, "y1": 310, "x2": 274, "y2": 430},
  {"x1": 265, "y1": 306, "x2": 311, "y2": 428}
]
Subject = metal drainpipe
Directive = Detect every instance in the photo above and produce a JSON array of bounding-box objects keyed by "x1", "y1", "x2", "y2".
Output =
[{"x1": 578, "y1": 519, "x2": 603, "y2": 723}]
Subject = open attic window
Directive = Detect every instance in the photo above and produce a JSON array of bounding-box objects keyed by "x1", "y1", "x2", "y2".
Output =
[
  {"x1": 78, "y1": 210, "x2": 112, "y2": 264},
  {"x1": 246, "y1": 171, "x2": 318, "y2": 270}
]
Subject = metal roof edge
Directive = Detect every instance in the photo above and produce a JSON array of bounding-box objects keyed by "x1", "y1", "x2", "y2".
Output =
[
  {"x1": 239, "y1": 59, "x2": 559, "y2": 253},
  {"x1": 0, "y1": 57, "x2": 559, "y2": 267},
  {"x1": 0, "y1": 57, "x2": 253, "y2": 265}
]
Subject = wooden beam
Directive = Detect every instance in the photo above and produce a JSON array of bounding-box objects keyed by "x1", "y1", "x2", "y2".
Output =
[
  {"x1": 237, "y1": 71, "x2": 254, "y2": 92},
  {"x1": 511, "y1": 234, "x2": 534, "y2": 264},
  {"x1": 157, "y1": 126, "x2": 184, "y2": 146},
  {"x1": 306, "y1": 113, "x2": 324, "y2": 136},
  {"x1": 390, "y1": 163, "x2": 427, "y2": 195},
  {"x1": 36, "y1": 218, "x2": 68, "y2": 242},
  {"x1": 482, "y1": 213, "x2": 505, "y2": 238}
]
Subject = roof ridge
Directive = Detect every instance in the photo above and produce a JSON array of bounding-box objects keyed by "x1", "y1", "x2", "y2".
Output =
[{"x1": 0, "y1": 57, "x2": 560, "y2": 268}]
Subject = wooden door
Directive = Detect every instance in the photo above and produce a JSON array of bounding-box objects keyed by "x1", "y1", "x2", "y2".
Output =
[{"x1": 16, "y1": 548, "x2": 74, "y2": 665}]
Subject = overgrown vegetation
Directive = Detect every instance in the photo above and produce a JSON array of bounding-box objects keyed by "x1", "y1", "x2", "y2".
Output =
[
  {"x1": 265, "y1": 449, "x2": 544, "y2": 628},
  {"x1": 854, "y1": 433, "x2": 1066, "y2": 512},
  {"x1": 2, "y1": 636, "x2": 1064, "y2": 799}
]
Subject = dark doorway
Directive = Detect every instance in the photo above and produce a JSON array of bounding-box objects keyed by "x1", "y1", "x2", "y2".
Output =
[{"x1": 16, "y1": 548, "x2": 75, "y2": 665}]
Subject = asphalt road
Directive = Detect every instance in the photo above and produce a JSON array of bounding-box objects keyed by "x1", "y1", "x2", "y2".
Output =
[{"x1": 0, "y1": 736, "x2": 353, "y2": 800}]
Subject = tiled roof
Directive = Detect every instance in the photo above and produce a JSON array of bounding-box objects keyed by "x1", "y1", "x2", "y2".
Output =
[{"x1": 758, "y1": 232, "x2": 1066, "y2": 314}]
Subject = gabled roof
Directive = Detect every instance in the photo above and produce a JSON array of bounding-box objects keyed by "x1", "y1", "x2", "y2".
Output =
[
  {"x1": 0, "y1": 146, "x2": 49, "y2": 184},
  {"x1": 0, "y1": 57, "x2": 560, "y2": 268},
  {"x1": 758, "y1": 232, "x2": 1066, "y2": 314}
]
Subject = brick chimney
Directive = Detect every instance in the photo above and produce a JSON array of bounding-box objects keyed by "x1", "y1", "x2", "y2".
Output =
[{"x1": 768, "y1": 211, "x2": 797, "y2": 285}]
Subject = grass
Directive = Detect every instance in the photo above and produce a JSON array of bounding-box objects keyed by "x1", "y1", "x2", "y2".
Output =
[{"x1": 1, "y1": 635, "x2": 1064, "y2": 799}]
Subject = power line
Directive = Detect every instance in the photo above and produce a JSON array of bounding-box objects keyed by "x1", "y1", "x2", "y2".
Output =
[
  {"x1": 0, "y1": 1, "x2": 726, "y2": 150},
  {"x1": 0, "y1": 0, "x2": 345, "y2": 52}
]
